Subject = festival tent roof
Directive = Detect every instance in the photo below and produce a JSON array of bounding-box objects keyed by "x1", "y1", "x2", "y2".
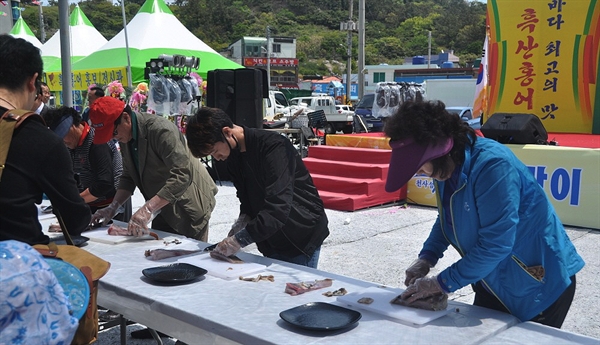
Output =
[
  {"x1": 9, "y1": 17, "x2": 43, "y2": 49},
  {"x1": 41, "y1": 5, "x2": 108, "y2": 73},
  {"x1": 71, "y1": 0, "x2": 242, "y2": 84}
]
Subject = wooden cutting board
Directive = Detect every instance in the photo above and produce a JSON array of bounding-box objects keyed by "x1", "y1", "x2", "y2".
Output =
[
  {"x1": 336, "y1": 286, "x2": 451, "y2": 325},
  {"x1": 177, "y1": 254, "x2": 267, "y2": 280},
  {"x1": 84, "y1": 221, "x2": 156, "y2": 244}
]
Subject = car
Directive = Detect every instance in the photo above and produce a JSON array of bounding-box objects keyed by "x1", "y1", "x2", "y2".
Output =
[
  {"x1": 354, "y1": 93, "x2": 374, "y2": 117},
  {"x1": 335, "y1": 104, "x2": 354, "y2": 116},
  {"x1": 445, "y1": 106, "x2": 481, "y2": 130},
  {"x1": 445, "y1": 106, "x2": 473, "y2": 120},
  {"x1": 353, "y1": 93, "x2": 387, "y2": 132}
]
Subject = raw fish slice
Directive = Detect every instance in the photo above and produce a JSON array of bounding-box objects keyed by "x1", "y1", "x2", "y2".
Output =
[
  {"x1": 284, "y1": 278, "x2": 333, "y2": 296},
  {"x1": 390, "y1": 293, "x2": 448, "y2": 311}
]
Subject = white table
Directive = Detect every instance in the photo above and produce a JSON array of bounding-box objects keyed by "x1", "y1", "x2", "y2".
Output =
[
  {"x1": 74, "y1": 229, "x2": 520, "y2": 345},
  {"x1": 480, "y1": 321, "x2": 600, "y2": 345}
]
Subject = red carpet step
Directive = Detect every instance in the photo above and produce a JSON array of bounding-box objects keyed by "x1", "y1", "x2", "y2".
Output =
[{"x1": 304, "y1": 146, "x2": 407, "y2": 211}]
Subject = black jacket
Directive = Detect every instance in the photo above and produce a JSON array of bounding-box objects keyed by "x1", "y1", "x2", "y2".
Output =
[
  {"x1": 0, "y1": 107, "x2": 91, "y2": 245},
  {"x1": 227, "y1": 127, "x2": 329, "y2": 258}
]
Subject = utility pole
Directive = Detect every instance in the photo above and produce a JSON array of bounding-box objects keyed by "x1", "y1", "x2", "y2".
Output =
[
  {"x1": 58, "y1": 0, "x2": 72, "y2": 107},
  {"x1": 428, "y1": 30, "x2": 432, "y2": 69},
  {"x1": 357, "y1": 0, "x2": 365, "y2": 99},
  {"x1": 38, "y1": 3, "x2": 45, "y2": 43},
  {"x1": 345, "y1": 0, "x2": 353, "y2": 104},
  {"x1": 266, "y1": 26, "x2": 271, "y2": 88},
  {"x1": 121, "y1": 0, "x2": 132, "y2": 88}
]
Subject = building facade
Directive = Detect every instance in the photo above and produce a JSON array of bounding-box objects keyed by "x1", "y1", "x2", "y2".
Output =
[{"x1": 226, "y1": 36, "x2": 299, "y2": 89}]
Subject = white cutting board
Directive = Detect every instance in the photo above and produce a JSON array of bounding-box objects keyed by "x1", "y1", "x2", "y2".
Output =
[
  {"x1": 84, "y1": 221, "x2": 156, "y2": 244},
  {"x1": 336, "y1": 286, "x2": 451, "y2": 325},
  {"x1": 177, "y1": 254, "x2": 267, "y2": 280}
]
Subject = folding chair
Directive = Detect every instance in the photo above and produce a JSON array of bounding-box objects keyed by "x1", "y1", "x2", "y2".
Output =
[{"x1": 307, "y1": 110, "x2": 328, "y2": 145}]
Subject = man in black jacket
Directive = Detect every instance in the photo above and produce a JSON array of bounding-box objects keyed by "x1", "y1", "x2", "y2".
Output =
[
  {"x1": 0, "y1": 34, "x2": 90, "y2": 245},
  {"x1": 186, "y1": 107, "x2": 329, "y2": 268}
]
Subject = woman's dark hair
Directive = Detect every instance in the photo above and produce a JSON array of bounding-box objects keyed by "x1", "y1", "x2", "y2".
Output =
[
  {"x1": 0, "y1": 34, "x2": 43, "y2": 91},
  {"x1": 384, "y1": 100, "x2": 476, "y2": 177},
  {"x1": 43, "y1": 106, "x2": 82, "y2": 129},
  {"x1": 185, "y1": 107, "x2": 234, "y2": 158}
]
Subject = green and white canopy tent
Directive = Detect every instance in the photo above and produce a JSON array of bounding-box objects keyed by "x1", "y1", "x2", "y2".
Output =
[
  {"x1": 71, "y1": 0, "x2": 242, "y2": 85},
  {"x1": 41, "y1": 5, "x2": 107, "y2": 73},
  {"x1": 9, "y1": 17, "x2": 43, "y2": 49}
]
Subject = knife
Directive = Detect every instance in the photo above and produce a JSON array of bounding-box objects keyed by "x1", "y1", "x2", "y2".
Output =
[{"x1": 203, "y1": 243, "x2": 218, "y2": 252}]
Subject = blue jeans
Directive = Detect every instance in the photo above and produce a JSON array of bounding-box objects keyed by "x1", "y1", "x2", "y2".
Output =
[{"x1": 268, "y1": 247, "x2": 321, "y2": 269}]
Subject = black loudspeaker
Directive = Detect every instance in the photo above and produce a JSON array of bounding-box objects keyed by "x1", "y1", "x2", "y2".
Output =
[
  {"x1": 206, "y1": 69, "x2": 265, "y2": 181},
  {"x1": 234, "y1": 68, "x2": 264, "y2": 128},
  {"x1": 481, "y1": 113, "x2": 548, "y2": 144},
  {"x1": 207, "y1": 69, "x2": 236, "y2": 119}
]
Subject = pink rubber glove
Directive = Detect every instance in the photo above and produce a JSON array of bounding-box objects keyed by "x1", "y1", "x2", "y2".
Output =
[
  {"x1": 214, "y1": 236, "x2": 241, "y2": 257},
  {"x1": 404, "y1": 258, "x2": 432, "y2": 286},
  {"x1": 400, "y1": 276, "x2": 445, "y2": 304}
]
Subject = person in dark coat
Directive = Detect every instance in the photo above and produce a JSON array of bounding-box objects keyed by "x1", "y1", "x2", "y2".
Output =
[
  {"x1": 0, "y1": 34, "x2": 90, "y2": 245},
  {"x1": 185, "y1": 107, "x2": 329, "y2": 268}
]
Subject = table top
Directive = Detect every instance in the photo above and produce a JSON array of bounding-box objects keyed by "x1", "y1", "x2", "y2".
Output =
[
  {"x1": 71, "y1": 228, "x2": 520, "y2": 345},
  {"x1": 480, "y1": 321, "x2": 600, "y2": 345}
]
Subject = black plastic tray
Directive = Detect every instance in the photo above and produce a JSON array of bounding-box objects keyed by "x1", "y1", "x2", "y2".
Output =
[{"x1": 279, "y1": 302, "x2": 361, "y2": 331}]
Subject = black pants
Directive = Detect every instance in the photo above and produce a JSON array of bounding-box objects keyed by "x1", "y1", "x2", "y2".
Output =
[{"x1": 472, "y1": 275, "x2": 576, "y2": 328}]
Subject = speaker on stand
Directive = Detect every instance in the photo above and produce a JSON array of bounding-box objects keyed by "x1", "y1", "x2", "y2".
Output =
[
  {"x1": 205, "y1": 68, "x2": 266, "y2": 181},
  {"x1": 481, "y1": 113, "x2": 549, "y2": 145}
]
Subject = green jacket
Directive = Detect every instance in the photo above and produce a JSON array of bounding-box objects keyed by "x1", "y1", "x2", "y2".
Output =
[{"x1": 119, "y1": 112, "x2": 217, "y2": 240}]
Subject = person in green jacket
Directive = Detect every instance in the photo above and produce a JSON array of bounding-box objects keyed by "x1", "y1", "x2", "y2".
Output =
[{"x1": 88, "y1": 96, "x2": 217, "y2": 241}]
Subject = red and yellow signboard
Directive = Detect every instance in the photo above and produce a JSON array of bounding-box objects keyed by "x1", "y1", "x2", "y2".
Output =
[
  {"x1": 486, "y1": 0, "x2": 600, "y2": 134},
  {"x1": 44, "y1": 67, "x2": 128, "y2": 92}
]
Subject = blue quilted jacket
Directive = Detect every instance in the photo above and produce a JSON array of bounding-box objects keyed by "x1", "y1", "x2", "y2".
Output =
[{"x1": 423, "y1": 137, "x2": 584, "y2": 321}]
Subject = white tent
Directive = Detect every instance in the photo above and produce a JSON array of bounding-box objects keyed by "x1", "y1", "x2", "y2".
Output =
[
  {"x1": 41, "y1": 5, "x2": 107, "y2": 72},
  {"x1": 71, "y1": 0, "x2": 241, "y2": 83},
  {"x1": 9, "y1": 17, "x2": 42, "y2": 49}
]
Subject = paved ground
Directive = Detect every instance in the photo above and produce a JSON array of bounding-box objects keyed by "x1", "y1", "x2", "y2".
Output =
[{"x1": 96, "y1": 182, "x2": 600, "y2": 344}]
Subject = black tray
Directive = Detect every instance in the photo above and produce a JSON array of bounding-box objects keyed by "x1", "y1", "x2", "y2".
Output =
[
  {"x1": 142, "y1": 263, "x2": 207, "y2": 283},
  {"x1": 279, "y1": 302, "x2": 361, "y2": 331}
]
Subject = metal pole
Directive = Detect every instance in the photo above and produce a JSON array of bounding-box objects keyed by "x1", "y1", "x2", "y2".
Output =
[
  {"x1": 38, "y1": 4, "x2": 45, "y2": 43},
  {"x1": 346, "y1": 0, "x2": 353, "y2": 104},
  {"x1": 428, "y1": 30, "x2": 431, "y2": 69},
  {"x1": 58, "y1": 0, "x2": 72, "y2": 107},
  {"x1": 357, "y1": 0, "x2": 365, "y2": 98},
  {"x1": 121, "y1": 0, "x2": 133, "y2": 88},
  {"x1": 266, "y1": 26, "x2": 271, "y2": 89}
]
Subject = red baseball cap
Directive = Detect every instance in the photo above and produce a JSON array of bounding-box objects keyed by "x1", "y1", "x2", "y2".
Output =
[
  {"x1": 385, "y1": 137, "x2": 454, "y2": 192},
  {"x1": 89, "y1": 97, "x2": 125, "y2": 144}
]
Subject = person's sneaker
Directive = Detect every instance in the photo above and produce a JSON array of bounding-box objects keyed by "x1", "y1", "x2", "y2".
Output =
[{"x1": 130, "y1": 328, "x2": 169, "y2": 339}]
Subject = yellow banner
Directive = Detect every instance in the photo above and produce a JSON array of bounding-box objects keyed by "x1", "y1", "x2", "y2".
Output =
[
  {"x1": 487, "y1": 0, "x2": 600, "y2": 133},
  {"x1": 406, "y1": 145, "x2": 600, "y2": 229},
  {"x1": 44, "y1": 67, "x2": 128, "y2": 92}
]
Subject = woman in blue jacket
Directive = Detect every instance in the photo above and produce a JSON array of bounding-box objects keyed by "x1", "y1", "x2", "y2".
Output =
[{"x1": 386, "y1": 100, "x2": 584, "y2": 327}]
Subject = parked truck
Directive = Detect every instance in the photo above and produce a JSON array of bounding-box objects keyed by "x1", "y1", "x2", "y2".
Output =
[{"x1": 287, "y1": 94, "x2": 354, "y2": 134}]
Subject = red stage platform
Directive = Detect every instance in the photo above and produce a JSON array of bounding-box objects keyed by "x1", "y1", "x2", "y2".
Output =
[
  {"x1": 305, "y1": 131, "x2": 599, "y2": 212},
  {"x1": 304, "y1": 145, "x2": 406, "y2": 211}
]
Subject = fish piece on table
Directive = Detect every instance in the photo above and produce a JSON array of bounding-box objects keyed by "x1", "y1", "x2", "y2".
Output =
[
  {"x1": 284, "y1": 278, "x2": 333, "y2": 296},
  {"x1": 322, "y1": 287, "x2": 347, "y2": 297},
  {"x1": 390, "y1": 293, "x2": 448, "y2": 311},
  {"x1": 144, "y1": 248, "x2": 202, "y2": 260},
  {"x1": 209, "y1": 251, "x2": 244, "y2": 263},
  {"x1": 108, "y1": 223, "x2": 159, "y2": 240},
  {"x1": 48, "y1": 223, "x2": 62, "y2": 232},
  {"x1": 107, "y1": 223, "x2": 130, "y2": 236}
]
